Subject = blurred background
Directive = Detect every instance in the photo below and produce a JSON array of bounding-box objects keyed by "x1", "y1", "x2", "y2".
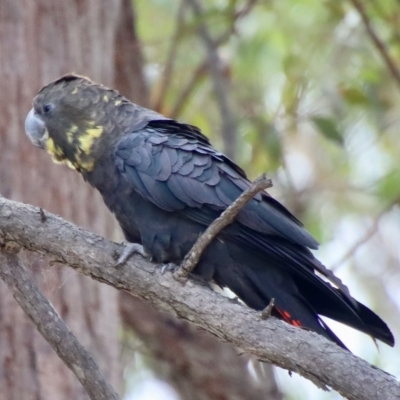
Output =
[{"x1": 0, "y1": 0, "x2": 399, "y2": 399}]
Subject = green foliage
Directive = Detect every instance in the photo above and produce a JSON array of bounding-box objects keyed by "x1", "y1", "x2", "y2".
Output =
[
  {"x1": 312, "y1": 116, "x2": 344, "y2": 145},
  {"x1": 377, "y1": 170, "x2": 400, "y2": 201}
]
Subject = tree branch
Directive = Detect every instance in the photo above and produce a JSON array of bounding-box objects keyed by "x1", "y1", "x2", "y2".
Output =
[
  {"x1": 152, "y1": 0, "x2": 186, "y2": 113},
  {"x1": 175, "y1": 174, "x2": 272, "y2": 279},
  {"x1": 120, "y1": 292, "x2": 270, "y2": 400},
  {"x1": 169, "y1": 60, "x2": 208, "y2": 119},
  {"x1": 350, "y1": 0, "x2": 400, "y2": 90},
  {"x1": 331, "y1": 194, "x2": 400, "y2": 270},
  {"x1": 0, "y1": 251, "x2": 120, "y2": 400},
  {"x1": 0, "y1": 196, "x2": 399, "y2": 400},
  {"x1": 114, "y1": 0, "x2": 150, "y2": 106},
  {"x1": 185, "y1": 0, "x2": 237, "y2": 159},
  {"x1": 168, "y1": 1, "x2": 258, "y2": 119}
]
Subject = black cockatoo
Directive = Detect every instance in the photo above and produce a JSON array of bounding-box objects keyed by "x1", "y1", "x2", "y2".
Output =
[{"x1": 25, "y1": 74, "x2": 394, "y2": 349}]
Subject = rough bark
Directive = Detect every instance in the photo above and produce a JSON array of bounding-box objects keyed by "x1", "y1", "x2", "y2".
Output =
[
  {"x1": 0, "y1": 1, "x2": 121, "y2": 399},
  {"x1": 1, "y1": 197, "x2": 399, "y2": 400}
]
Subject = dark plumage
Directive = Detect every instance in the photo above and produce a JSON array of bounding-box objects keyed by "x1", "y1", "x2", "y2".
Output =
[{"x1": 25, "y1": 74, "x2": 394, "y2": 349}]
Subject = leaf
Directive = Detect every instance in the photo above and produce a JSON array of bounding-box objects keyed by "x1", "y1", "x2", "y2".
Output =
[
  {"x1": 340, "y1": 86, "x2": 369, "y2": 106},
  {"x1": 377, "y1": 170, "x2": 400, "y2": 202},
  {"x1": 311, "y1": 116, "x2": 344, "y2": 146}
]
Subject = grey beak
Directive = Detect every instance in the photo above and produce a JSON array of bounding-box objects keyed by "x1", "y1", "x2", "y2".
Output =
[{"x1": 25, "y1": 108, "x2": 46, "y2": 148}]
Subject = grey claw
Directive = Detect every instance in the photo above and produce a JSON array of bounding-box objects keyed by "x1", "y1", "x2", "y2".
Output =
[
  {"x1": 161, "y1": 262, "x2": 179, "y2": 275},
  {"x1": 116, "y1": 243, "x2": 148, "y2": 266}
]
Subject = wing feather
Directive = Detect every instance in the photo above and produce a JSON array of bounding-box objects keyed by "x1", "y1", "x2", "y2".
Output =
[{"x1": 114, "y1": 126, "x2": 319, "y2": 251}]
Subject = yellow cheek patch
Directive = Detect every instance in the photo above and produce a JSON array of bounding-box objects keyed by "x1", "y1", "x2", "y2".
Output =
[
  {"x1": 70, "y1": 125, "x2": 104, "y2": 172},
  {"x1": 78, "y1": 126, "x2": 103, "y2": 155},
  {"x1": 66, "y1": 160, "x2": 78, "y2": 170},
  {"x1": 44, "y1": 125, "x2": 103, "y2": 173},
  {"x1": 76, "y1": 159, "x2": 95, "y2": 171},
  {"x1": 66, "y1": 125, "x2": 78, "y2": 143},
  {"x1": 45, "y1": 137, "x2": 67, "y2": 164},
  {"x1": 45, "y1": 137, "x2": 63, "y2": 157},
  {"x1": 45, "y1": 137, "x2": 55, "y2": 153}
]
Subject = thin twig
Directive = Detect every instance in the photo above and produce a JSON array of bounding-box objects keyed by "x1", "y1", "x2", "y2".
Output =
[
  {"x1": 168, "y1": 0, "x2": 258, "y2": 119},
  {"x1": 350, "y1": 0, "x2": 400, "y2": 90},
  {"x1": 169, "y1": 60, "x2": 208, "y2": 119},
  {"x1": 152, "y1": 0, "x2": 186, "y2": 112},
  {"x1": 234, "y1": 0, "x2": 259, "y2": 19},
  {"x1": 261, "y1": 298, "x2": 275, "y2": 320},
  {"x1": 185, "y1": 0, "x2": 237, "y2": 159},
  {"x1": 0, "y1": 252, "x2": 120, "y2": 400},
  {"x1": 331, "y1": 194, "x2": 400, "y2": 271},
  {"x1": 168, "y1": 31, "x2": 231, "y2": 119},
  {"x1": 175, "y1": 174, "x2": 272, "y2": 280}
]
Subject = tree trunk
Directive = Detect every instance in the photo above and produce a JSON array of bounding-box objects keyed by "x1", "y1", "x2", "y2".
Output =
[{"x1": 0, "y1": 1, "x2": 122, "y2": 399}]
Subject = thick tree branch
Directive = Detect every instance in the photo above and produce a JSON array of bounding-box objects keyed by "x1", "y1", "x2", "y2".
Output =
[
  {"x1": 0, "y1": 196, "x2": 399, "y2": 400},
  {"x1": 0, "y1": 251, "x2": 120, "y2": 400},
  {"x1": 176, "y1": 174, "x2": 272, "y2": 279},
  {"x1": 120, "y1": 292, "x2": 269, "y2": 400}
]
